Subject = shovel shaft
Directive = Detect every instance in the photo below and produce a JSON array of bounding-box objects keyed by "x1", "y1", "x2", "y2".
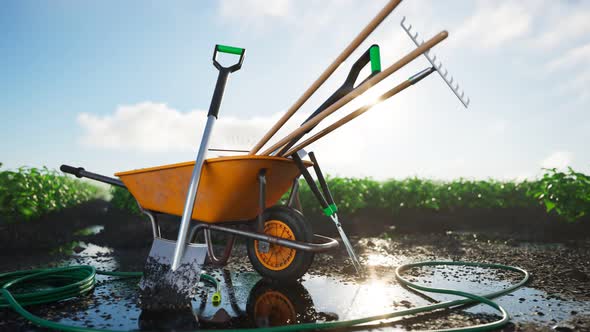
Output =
[{"x1": 171, "y1": 115, "x2": 216, "y2": 270}]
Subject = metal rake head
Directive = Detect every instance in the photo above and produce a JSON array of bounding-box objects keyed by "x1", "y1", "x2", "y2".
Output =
[{"x1": 400, "y1": 16, "x2": 470, "y2": 108}]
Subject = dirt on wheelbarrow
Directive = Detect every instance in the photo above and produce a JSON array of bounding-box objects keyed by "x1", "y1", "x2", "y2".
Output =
[{"x1": 0, "y1": 199, "x2": 589, "y2": 331}]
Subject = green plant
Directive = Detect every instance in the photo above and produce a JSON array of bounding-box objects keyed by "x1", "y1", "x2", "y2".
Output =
[
  {"x1": 528, "y1": 167, "x2": 590, "y2": 222},
  {"x1": 110, "y1": 186, "x2": 142, "y2": 215},
  {"x1": 0, "y1": 164, "x2": 100, "y2": 222}
]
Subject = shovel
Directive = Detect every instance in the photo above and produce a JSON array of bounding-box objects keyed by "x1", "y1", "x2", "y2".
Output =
[{"x1": 139, "y1": 44, "x2": 245, "y2": 310}]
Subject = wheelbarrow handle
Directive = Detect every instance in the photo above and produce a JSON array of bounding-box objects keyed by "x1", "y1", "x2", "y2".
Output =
[{"x1": 60, "y1": 164, "x2": 126, "y2": 188}]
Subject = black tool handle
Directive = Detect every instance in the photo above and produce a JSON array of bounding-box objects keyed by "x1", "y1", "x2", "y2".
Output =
[
  {"x1": 303, "y1": 44, "x2": 381, "y2": 124},
  {"x1": 291, "y1": 154, "x2": 330, "y2": 213},
  {"x1": 308, "y1": 152, "x2": 336, "y2": 207},
  {"x1": 212, "y1": 44, "x2": 245, "y2": 72},
  {"x1": 60, "y1": 164, "x2": 85, "y2": 178},
  {"x1": 276, "y1": 45, "x2": 380, "y2": 155},
  {"x1": 208, "y1": 44, "x2": 246, "y2": 119}
]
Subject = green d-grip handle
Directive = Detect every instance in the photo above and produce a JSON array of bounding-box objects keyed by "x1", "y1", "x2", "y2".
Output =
[
  {"x1": 213, "y1": 44, "x2": 245, "y2": 72},
  {"x1": 216, "y1": 44, "x2": 245, "y2": 56}
]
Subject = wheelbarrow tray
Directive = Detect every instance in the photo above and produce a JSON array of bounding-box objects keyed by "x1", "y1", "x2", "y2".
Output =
[{"x1": 115, "y1": 155, "x2": 312, "y2": 223}]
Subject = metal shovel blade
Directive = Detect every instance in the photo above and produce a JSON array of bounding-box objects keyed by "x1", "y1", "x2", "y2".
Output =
[{"x1": 138, "y1": 238, "x2": 207, "y2": 310}]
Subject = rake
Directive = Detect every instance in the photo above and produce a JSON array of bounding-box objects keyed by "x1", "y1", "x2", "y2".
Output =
[{"x1": 401, "y1": 16, "x2": 470, "y2": 108}]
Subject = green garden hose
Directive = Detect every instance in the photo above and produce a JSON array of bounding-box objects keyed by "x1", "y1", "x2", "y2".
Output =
[{"x1": 0, "y1": 261, "x2": 529, "y2": 332}]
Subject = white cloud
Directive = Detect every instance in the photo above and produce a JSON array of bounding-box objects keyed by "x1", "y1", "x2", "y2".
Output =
[
  {"x1": 546, "y1": 42, "x2": 590, "y2": 71},
  {"x1": 530, "y1": 9, "x2": 590, "y2": 50},
  {"x1": 76, "y1": 97, "x2": 419, "y2": 179},
  {"x1": 541, "y1": 151, "x2": 573, "y2": 170},
  {"x1": 452, "y1": 1, "x2": 533, "y2": 50},
  {"x1": 77, "y1": 102, "x2": 301, "y2": 153},
  {"x1": 544, "y1": 42, "x2": 590, "y2": 102}
]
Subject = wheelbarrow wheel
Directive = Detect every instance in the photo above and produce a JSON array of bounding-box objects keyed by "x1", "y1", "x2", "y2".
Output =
[
  {"x1": 247, "y1": 206, "x2": 314, "y2": 281},
  {"x1": 245, "y1": 279, "x2": 315, "y2": 327}
]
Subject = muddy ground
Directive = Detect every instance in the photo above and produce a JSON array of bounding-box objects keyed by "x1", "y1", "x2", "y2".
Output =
[{"x1": 0, "y1": 199, "x2": 589, "y2": 331}]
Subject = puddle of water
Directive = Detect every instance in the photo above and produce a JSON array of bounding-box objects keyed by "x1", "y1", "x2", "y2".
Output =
[
  {"x1": 74, "y1": 225, "x2": 105, "y2": 236},
  {"x1": 9, "y1": 248, "x2": 589, "y2": 331}
]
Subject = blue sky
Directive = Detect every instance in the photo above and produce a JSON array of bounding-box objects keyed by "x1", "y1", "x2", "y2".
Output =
[{"x1": 1, "y1": 0, "x2": 589, "y2": 180}]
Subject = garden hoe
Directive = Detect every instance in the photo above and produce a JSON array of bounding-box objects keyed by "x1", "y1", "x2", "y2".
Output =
[{"x1": 139, "y1": 44, "x2": 245, "y2": 310}]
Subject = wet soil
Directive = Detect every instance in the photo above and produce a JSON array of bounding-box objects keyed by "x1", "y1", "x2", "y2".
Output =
[{"x1": 0, "y1": 199, "x2": 589, "y2": 331}]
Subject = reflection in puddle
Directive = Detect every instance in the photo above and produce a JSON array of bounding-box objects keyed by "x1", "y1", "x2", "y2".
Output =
[
  {"x1": 74, "y1": 225, "x2": 105, "y2": 236},
  {"x1": 30, "y1": 249, "x2": 589, "y2": 331}
]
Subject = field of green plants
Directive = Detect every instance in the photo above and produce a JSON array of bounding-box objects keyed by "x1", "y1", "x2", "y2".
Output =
[
  {"x1": 295, "y1": 167, "x2": 589, "y2": 223},
  {"x1": 1, "y1": 162, "x2": 588, "y2": 223},
  {"x1": 0, "y1": 163, "x2": 102, "y2": 222},
  {"x1": 110, "y1": 167, "x2": 589, "y2": 223}
]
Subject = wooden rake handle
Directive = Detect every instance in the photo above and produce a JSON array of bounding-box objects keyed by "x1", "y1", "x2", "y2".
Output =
[
  {"x1": 260, "y1": 31, "x2": 449, "y2": 156},
  {"x1": 249, "y1": 0, "x2": 402, "y2": 155}
]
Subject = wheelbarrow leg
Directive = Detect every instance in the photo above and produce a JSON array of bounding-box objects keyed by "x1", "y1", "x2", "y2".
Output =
[
  {"x1": 203, "y1": 229, "x2": 235, "y2": 266},
  {"x1": 138, "y1": 205, "x2": 161, "y2": 239},
  {"x1": 257, "y1": 169, "x2": 267, "y2": 233},
  {"x1": 188, "y1": 224, "x2": 235, "y2": 266},
  {"x1": 287, "y1": 177, "x2": 303, "y2": 211},
  {"x1": 257, "y1": 169, "x2": 270, "y2": 253}
]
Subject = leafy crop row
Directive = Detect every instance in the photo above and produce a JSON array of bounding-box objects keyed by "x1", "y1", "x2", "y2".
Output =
[
  {"x1": 109, "y1": 167, "x2": 587, "y2": 223},
  {"x1": 295, "y1": 167, "x2": 588, "y2": 223},
  {"x1": 0, "y1": 163, "x2": 100, "y2": 222},
  {"x1": 529, "y1": 168, "x2": 590, "y2": 222},
  {"x1": 2, "y1": 162, "x2": 587, "y2": 224}
]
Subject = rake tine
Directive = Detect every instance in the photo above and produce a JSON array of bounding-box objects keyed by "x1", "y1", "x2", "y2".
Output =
[{"x1": 401, "y1": 17, "x2": 470, "y2": 108}]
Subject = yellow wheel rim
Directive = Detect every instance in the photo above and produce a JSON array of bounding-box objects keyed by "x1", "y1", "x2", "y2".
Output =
[
  {"x1": 254, "y1": 220, "x2": 297, "y2": 271},
  {"x1": 254, "y1": 290, "x2": 296, "y2": 326}
]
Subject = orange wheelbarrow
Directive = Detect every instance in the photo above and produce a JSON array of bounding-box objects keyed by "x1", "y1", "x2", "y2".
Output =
[{"x1": 60, "y1": 153, "x2": 339, "y2": 279}]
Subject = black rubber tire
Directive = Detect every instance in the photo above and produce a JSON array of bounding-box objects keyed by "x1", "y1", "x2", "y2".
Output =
[{"x1": 246, "y1": 206, "x2": 314, "y2": 281}]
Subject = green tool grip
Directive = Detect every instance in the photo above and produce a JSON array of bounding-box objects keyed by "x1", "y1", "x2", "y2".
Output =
[
  {"x1": 216, "y1": 44, "x2": 245, "y2": 56},
  {"x1": 369, "y1": 45, "x2": 381, "y2": 73}
]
